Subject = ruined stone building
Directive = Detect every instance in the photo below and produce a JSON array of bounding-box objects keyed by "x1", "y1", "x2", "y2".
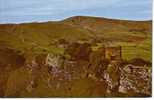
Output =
[
  {"x1": 105, "y1": 46, "x2": 122, "y2": 61},
  {"x1": 65, "y1": 42, "x2": 91, "y2": 61}
]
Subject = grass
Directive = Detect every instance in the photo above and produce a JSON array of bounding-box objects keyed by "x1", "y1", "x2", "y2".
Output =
[{"x1": 0, "y1": 16, "x2": 152, "y2": 97}]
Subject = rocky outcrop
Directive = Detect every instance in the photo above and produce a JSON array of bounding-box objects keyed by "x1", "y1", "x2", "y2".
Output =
[
  {"x1": 0, "y1": 42, "x2": 152, "y2": 97},
  {"x1": 119, "y1": 64, "x2": 151, "y2": 96}
]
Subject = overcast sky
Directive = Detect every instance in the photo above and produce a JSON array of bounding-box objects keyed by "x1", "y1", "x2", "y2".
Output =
[{"x1": 0, "y1": 0, "x2": 152, "y2": 23}]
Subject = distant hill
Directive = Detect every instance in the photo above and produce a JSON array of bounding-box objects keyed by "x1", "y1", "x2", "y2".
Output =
[
  {"x1": 0, "y1": 16, "x2": 152, "y2": 61},
  {"x1": 62, "y1": 16, "x2": 152, "y2": 42}
]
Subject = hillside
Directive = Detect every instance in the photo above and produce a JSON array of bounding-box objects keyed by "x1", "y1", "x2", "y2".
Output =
[
  {"x1": 0, "y1": 16, "x2": 152, "y2": 61},
  {"x1": 63, "y1": 16, "x2": 151, "y2": 42},
  {"x1": 0, "y1": 16, "x2": 152, "y2": 97}
]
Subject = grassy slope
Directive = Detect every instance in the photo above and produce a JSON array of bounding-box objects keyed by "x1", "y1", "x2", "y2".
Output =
[
  {"x1": 62, "y1": 16, "x2": 152, "y2": 61},
  {"x1": 0, "y1": 22, "x2": 91, "y2": 55},
  {"x1": 0, "y1": 16, "x2": 152, "y2": 61}
]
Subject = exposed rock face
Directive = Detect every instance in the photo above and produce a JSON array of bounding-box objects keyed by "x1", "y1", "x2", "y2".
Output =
[
  {"x1": 119, "y1": 64, "x2": 151, "y2": 96},
  {"x1": 0, "y1": 42, "x2": 152, "y2": 97},
  {"x1": 3, "y1": 54, "x2": 152, "y2": 97},
  {"x1": 45, "y1": 53, "x2": 62, "y2": 68},
  {"x1": 104, "y1": 61, "x2": 121, "y2": 96}
]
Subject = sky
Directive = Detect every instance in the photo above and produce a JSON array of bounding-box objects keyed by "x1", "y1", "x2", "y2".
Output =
[{"x1": 0, "y1": 0, "x2": 152, "y2": 23}]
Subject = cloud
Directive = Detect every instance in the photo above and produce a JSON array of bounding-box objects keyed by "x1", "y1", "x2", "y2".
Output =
[
  {"x1": 0, "y1": 0, "x2": 152, "y2": 23},
  {"x1": 0, "y1": 0, "x2": 122, "y2": 16}
]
